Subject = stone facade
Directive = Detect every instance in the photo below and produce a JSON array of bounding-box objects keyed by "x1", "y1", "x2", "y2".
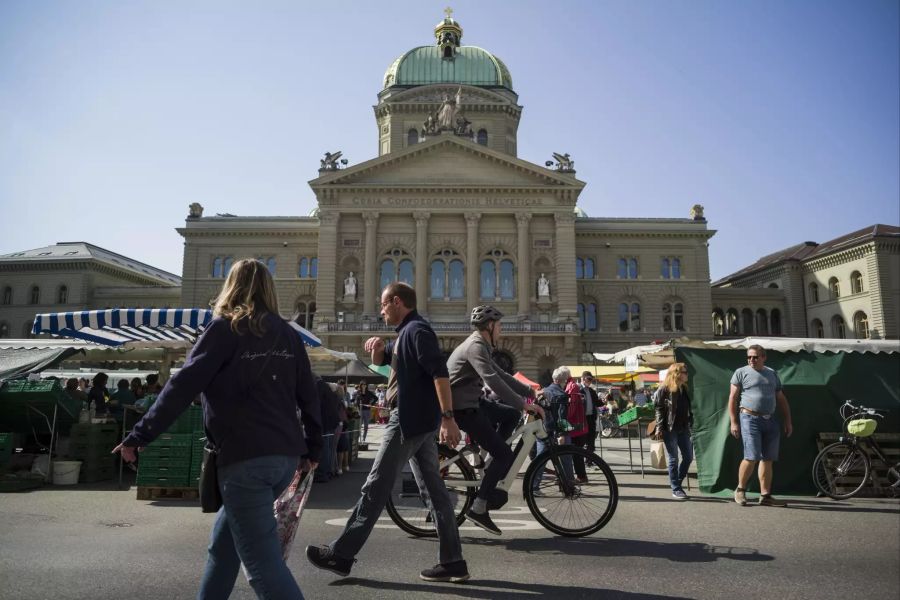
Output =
[
  {"x1": 0, "y1": 242, "x2": 181, "y2": 338},
  {"x1": 712, "y1": 225, "x2": 900, "y2": 340}
]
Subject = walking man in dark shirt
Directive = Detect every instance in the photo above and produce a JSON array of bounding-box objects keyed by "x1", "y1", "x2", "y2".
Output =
[{"x1": 307, "y1": 282, "x2": 469, "y2": 583}]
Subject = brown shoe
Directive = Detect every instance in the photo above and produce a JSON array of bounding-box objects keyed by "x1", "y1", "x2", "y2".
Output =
[
  {"x1": 759, "y1": 494, "x2": 787, "y2": 507},
  {"x1": 734, "y1": 488, "x2": 747, "y2": 506}
]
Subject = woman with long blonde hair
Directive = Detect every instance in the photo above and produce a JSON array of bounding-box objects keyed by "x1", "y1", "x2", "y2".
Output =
[
  {"x1": 653, "y1": 363, "x2": 694, "y2": 500},
  {"x1": 114, "y1": 258, "x2": 323, "y2": 599}
]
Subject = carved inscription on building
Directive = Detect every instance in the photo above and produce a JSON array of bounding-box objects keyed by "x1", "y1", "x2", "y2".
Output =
[{"x1": 351, "y1": 197, "x2": 541, "y2": 208}]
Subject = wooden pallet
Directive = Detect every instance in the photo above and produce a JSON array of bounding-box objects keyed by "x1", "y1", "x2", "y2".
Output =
[
  {"x1": 816, "y1": 432, "x2": 900, "y2": 497},
  {"x1": 136, "y1": 485, "x2": 199, "y2": 501}
]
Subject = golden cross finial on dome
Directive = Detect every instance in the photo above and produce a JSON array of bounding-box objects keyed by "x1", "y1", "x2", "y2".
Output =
[{"x1": 444, "y1": 6, "x2": 453, "y2": 19}]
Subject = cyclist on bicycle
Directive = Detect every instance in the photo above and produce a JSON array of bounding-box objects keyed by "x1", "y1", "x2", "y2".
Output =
[{"x1": 447, "y1": 305, "x2": 544, "y2": 535}]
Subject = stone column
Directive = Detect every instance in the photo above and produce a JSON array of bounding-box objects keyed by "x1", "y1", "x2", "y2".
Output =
[
  {"x1": 516, "y1": 213, "x2": 532, "y2": 318},
  {"x1": 315, "y1": 211, "x2": 340, "y2": 324},
  {"x1": 465, "y1": 212, "x2": 481, "y2": 312},
  {"x1": 554, "y1": 211, "x2": 577, "y2": 320},
  {"x1": 414, "y1": 211, "x2": 430, "y2": 315},
  {"x1": 363, "y1": 211, "x2": 380, "y2": 317}
]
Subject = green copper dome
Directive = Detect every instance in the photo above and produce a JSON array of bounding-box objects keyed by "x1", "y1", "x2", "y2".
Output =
[{"x1": 383, "y1": 46, "x2": 514, "y2": 91}]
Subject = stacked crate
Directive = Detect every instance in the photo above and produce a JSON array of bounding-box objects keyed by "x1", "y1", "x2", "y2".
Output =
[
  {"x1": 0, "y1": 433, "x2": 12, "y2": 472},
  {"x1": 68, "y1": 423, "x2": 118, "y2": 482},
  {"x1": 136, "y1": 432, "x2": 192, "y2": 487}
]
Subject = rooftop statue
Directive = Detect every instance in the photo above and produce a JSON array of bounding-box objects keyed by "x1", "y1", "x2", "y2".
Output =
[
  {"x1": 436, "y1": 87, "x2": 462, "y2": 130},
  {"x1": 546, "y1": 152, "x2": 575, "y2": 173},
  {"x1": 320, "y1": 151, "x2": 348, "y2": 172}
]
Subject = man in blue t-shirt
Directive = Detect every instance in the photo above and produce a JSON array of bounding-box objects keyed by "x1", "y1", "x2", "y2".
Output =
[{"x1": 728, "y1": 344, "x2": 793, "y2": 507}]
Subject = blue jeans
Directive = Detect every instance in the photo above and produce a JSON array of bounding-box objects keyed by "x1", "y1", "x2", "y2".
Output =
[
  {"x1": 198, "y1": 454, "x2": 302, "y2": 600},
  {"x1": 661, "y1": 429, "x2": 693, "y2": 491},
  {"x1": 315, "y1": 429, "x2": 335, "y2": 481},
  {"x1": 330, "y1": 410, "x2": 463, "y2": 565}
]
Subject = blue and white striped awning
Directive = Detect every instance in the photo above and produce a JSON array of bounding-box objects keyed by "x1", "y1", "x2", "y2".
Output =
[{"x1": 32, "y1": 309, "x2": 321, "y2": 348}]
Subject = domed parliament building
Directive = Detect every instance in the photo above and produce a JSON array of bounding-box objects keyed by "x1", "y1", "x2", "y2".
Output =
[
  {"x1": 6, "y1": 14, "x2": 893, "y2": 382},
  {"x1": 176, "y1": 13, "x2": 715, "y2": 381}
]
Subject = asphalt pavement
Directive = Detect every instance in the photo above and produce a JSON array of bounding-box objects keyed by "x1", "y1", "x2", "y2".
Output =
[{"x1": 1, "y1": 423, "x2": 898, "y2": 600}]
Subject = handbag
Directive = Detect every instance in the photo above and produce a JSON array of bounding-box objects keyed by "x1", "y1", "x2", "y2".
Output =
[
  {"x1": 197, "y1": 325, "x2": 285, "y2": 513},
  {"x1": 199, "y1": 444, "x2": 222, "y2": 513},
  {"x1": 650, "y1": 440, "x2": 667, "y2": 470},
  {"x1": 274, "y1": 468, "x2": 315, "y2": 560}
]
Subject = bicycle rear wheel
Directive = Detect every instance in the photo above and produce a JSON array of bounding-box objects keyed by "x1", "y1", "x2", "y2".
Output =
[
  {"x1": 599, "y1": 417, "x2": 616, "y2": 438},
  {"x1": 812, "y1": 441, "x2": 870, "y2": 500},
  {"x1": 523, "y1": 445, "x2": 618, "y2": 537},
  {"x1": 385, "y1": 445, "x2": 476, "y2": 537}
]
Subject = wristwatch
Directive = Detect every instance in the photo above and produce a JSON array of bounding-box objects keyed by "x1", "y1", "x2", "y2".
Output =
[{"x1": 441, "y1": 409, "x2": 455, "y2": 419}]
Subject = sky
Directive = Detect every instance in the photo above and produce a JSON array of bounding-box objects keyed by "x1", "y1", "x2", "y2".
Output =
[{"x1": 1, "y1": 0, "x2": 897, "y2": 281}]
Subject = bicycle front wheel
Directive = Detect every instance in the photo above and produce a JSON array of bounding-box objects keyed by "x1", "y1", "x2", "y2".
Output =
[
  {"x1": 599, "y1": 418, "x2": 616, "y2": 438},
  {"x1": 812, "y1": 441, "x2": 870, "y2": 500},
  {"x1": 385, "y1": 445, "x2": 476, "y2": 537},
  {"x1": 523, "y1": 445, "x2": 618, "y2": 537}
]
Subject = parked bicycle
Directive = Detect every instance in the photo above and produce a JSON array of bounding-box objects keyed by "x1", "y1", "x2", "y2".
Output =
[
  {"x1": 598, "y1": 407, "x2": 625, "y2": 438},
  {"x1": 812, "y1": 400, "x2": 900, "y2": 500},
  {"x1": 385, "y1": 413, "x2": 619, "y2": 537}
]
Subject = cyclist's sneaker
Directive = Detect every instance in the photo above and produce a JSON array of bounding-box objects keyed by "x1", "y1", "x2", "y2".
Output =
[
  {"x1": 420, "y1": 560, "x2": 470, "y2": 583},
  {"x1": 758, "y1": 494, "x2": 787, "y2": 507},
  {"x1": 575, "y1": 476, "x2": 589, "y2": 484},
  {"x1": 306, "y1": 545, "x2": 354, "y2": 577},
  {"x1": 672, "y1": 489, "x2": 688, "y2": 500},
  {"x1": 734, "y1": 488, "x2": 747, "y2": 506},
  {"x1": 465, "y1": 509, "x2": 502, "y2": 535}
]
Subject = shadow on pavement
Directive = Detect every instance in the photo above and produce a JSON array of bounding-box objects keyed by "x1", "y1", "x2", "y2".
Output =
[
  {"x1": 782, "y1": 499, "x2": 900, "y2": 514},
  {"x1": 617, "y1": 495, "x2": 726, "y2": 504},
  {"x1": 458, "y1": 536, "x2": 773, "y2": 563},
  {"x1": 331, "y1": 577, "x2": 692, "y2": 599}
]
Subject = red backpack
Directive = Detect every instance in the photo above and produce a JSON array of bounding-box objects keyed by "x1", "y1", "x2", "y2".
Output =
[{"x1": 565, "y1": 380, "x2": 587, "y2": 436}]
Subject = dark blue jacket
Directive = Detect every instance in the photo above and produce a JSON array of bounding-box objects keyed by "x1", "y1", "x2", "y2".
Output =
[
  {"x1": 378, "y1": 311, "x2": 448, "y2": 439},
  {"x1": 124, "y1": 314, "x2": 323, "y2": 467},
  {"x1": 542, "y1": 383, "x2": 569, "y2": 434}
]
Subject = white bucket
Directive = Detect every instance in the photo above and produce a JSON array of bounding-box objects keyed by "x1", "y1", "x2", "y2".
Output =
[{"x1": 52, "y1": 460, "x2": 82, "y2": 485}]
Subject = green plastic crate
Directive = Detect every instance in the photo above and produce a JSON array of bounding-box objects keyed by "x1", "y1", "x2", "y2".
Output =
[
  {"x1": 0, "y1": 380, "x2": 80, "y2": 435},
  {"x1": 70, "y1": 423, "x2": 120, "y2": 441},
  {"x1": 148, "y1": 433, "x2": 193, "y2": 449},
  {"x1": 138, "y1": 463, "x2": 191, "y2": 478},
  {"x1": 69, "y1": 441, "x2": 117, "y2": 460},
  {"x1": 135, "y1": 474, "x2": 189, "y2": 487},
  {"x1": 139, "y1": 454, "x2": 192, "y2": 469},
  {"x1": 617, "y1": 405, "x2": 656, "y2": 426},
  {"x1": 189, "y1": 405, "x2": 204, "y2": 432}
]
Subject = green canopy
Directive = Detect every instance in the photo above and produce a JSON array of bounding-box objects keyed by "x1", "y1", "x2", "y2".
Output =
[{"x1": 677, "y1": 347, "x2": 900, "y2": 496}]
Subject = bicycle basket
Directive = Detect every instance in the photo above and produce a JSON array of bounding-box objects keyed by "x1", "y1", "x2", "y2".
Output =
[{"x1": 847, "y1": 418, "x2": 877, "y2": 437}]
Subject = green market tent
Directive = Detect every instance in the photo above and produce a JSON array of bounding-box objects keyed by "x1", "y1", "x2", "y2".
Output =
[{"x1": 678, "y1": 344, "x2": 900, "y2": 496}]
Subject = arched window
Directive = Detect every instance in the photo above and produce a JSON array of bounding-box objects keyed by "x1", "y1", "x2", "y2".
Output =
[
  {"x1": 619, "y1": 301, "x2": 641, "y2": 332},
  {"x1": 2, "y1": 286, "x2": 10, "y2": 305},
  {"x1": 726, "y1": 309, "x2": 739, "y2": 335},
  {"x1": 477, "y1": 129, "x2": 488, "y2": 145},
  {"x1": 265, "y1": 257, "x2": 276, "y2": 275},
  {"x1": 831, "y1": 315, "x2": 846, "y2": 338},
  {"x1": 480, "y1": 249, "x2": 514, "y2": 300},
  {"x1": 771, "y1": 309, "x2": 782, "y2": 335},
  {"x1": 299, "y1": 258, "x2": 308, "y2": 278},
  {"x1": 577, "y1": 303, "x2": 586, "y2": 331},
  {"x1": 480, "y1": 260, "x2": 496, "y2": 299},
  {"x1": 755, "y1": 309, "x2": 769, "y2": 335},
  {"x1": 586, "y1": 303, "x2": 598, "y2": 331},
  {"x1": 664, "y1": 302, "x2": 685, "y2": 332},
  {"x1": 712, "y1": 309, "x2": 725, "y2": 336},
  {"x1": 851, "y1": 271, "x2": 864, "y2": 294},
  {"x1": 293, "y1": 300, "x2": 317, "y2": 330},
  {"x1": 380, "y1": 248, "x2": 413, "y2": 288},
  {"x1": 0, "y1": 322, "x2": 8, "y2": 338},
  {"x1": 628, "y1": 258, "x2": 638, "y2": 279},
  {"x1": 448, "y1": 260, "x2": 464, "y2": 298},
  {"x1": 828, "y1": 277, "x2": 840, "y2": 299},
  {"x1": 576, "y1": 258, "x2": 583, "y2": 279},
  {"x1": 811, "y1": 319, "x2": 824, "y2": 338},
  {"x1": 58, "y1": 285, "x2": 68, "y2": 304},
  {"x1": 808, "y1": 282, "x2": 819, "y2": 304},
  {"x1": 213, "y1": 257, "x2": 223, "y2": 278},
  {"x1": 430, "y1": 260, "x2": 445, "y2": 299},
  {"x1": 310, "y1": 258, "x2": 318, "y2": 278},
  {"x1": 768, "y1": 283, "x2": 779, "y2": 289},
  {"x1": 223, "y1": 257, "x2": 233, "y2": 276},
  {"x1": 853, "y1": 312, "x2": 869, "y2": 339},
  {"x1": 661, "y1": 258, "x2": 670, "y2": 279},
  {"x1": 672, "y1": 258, "x2": 681, "y2": 279},
  {"x1": 407, "y1": 128, "x2": 419, "y2": 146},
  {"x1": 661, "y1": 257, "x2": 682, "y2": 279},
  {"x1": 584, "y1": 258, "x2": 594, "y2": 279},
  {"x1": 30, "y1": 286, "x2": 40, "y2": 305},
  {"x1": 617, "y1": 259, "x2": 627, "y2": 278},
  {"x1": 742, "y1": 308, "x2": 754, "y2": 335}
]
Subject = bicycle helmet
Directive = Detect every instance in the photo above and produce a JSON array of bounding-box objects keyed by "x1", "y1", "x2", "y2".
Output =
[{"x1": 470, "y1": 305, "x2": 504, "y2": 326}]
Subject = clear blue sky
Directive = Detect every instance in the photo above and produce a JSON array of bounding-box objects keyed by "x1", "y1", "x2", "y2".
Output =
[{"x1": 1, "y1": 1, "x2": 897, "y2": 280}]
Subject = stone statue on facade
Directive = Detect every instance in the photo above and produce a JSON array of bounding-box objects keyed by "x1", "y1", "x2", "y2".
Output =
[
  {"x1": 690, "y1": 204, "x2": 705, "y2": 220},
  {"x1": 319, "y1": 151, "x2": 346, "y2": 172},
  {"x1": 546, "y1": 152, "x2": 575, "y2": 172},
  {"x1": 344, "y1": 271, "x2": 357, "y2": 298},
  {"x1": 455, "y1": 115, "x2": 473, "y2": 137},
  {"x1": 436, "y1": 87, "x2": 462, "y2": 130},
  {"x1": 188, "y1": 202, "x2": 204, "y2": 218},
  {"x1": 537, "y1": 273, "x2": 551, "y2": 297}
]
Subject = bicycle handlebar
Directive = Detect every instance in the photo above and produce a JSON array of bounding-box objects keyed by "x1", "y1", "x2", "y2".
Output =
[{"x1": 841, "y1": 399, "x2": 887, "y2": 420}]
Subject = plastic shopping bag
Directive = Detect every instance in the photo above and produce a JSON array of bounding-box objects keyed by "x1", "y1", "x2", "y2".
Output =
[
  {"x1": 650, "y1": 441, "x2": 667, "y2": 470},
  {"x1": 274, "y1": 469, "x2": 314, "y2": 561}
]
